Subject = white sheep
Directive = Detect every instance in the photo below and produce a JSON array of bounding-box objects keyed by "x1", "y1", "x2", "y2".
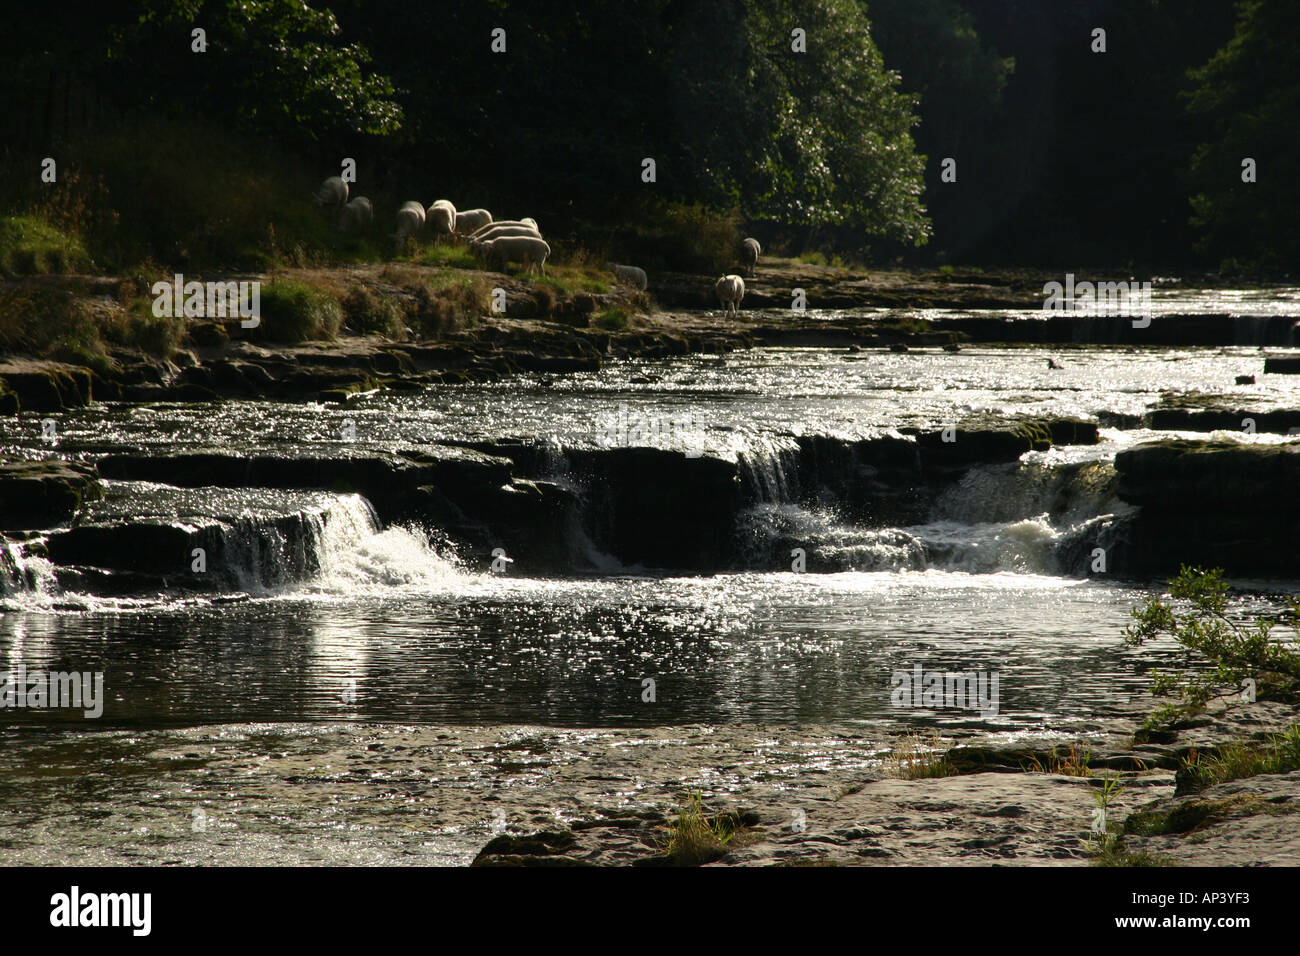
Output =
[
  {"x1": 742, "y1": 237, "x2": 761, "y2": 277},
  {"x1": 426, "y1": 200, "x2": 457, "y2": 241},
  {"x1": 314, "y1": 176, "x2": 348, "y2": 207},
  {"x1": 606, "y1": 262, "x2": 648, "y2": 291},
  {"x1": 473, "y1": 224, "x2": 542, "y2": 243},
  {"x1": 338, "y1": 197, "x2": 373, "y2": 233},
  {"x1": 474, "y1": 235, "x2": 551, "y2": 276},
  {"x1": 393, "y1": 201, "x2": 426, "y2": 254},
  {"x1": 454, "y1": 209, "x2": 493, "y2": 234},
  {"x1": 715, "y1": 274, "x2": 745, "y2": 316},
  {"x1": 470, "y1": 219, "x2": 541, "y2": 239}
]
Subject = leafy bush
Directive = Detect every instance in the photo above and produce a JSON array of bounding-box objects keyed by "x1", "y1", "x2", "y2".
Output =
[
  {"x1": 1124, "y1": 566, "x2": 1300, "y2": 729},
  {"x1": 255, "y1": 280, "x2": 343, "y2": 342},
  {"x1": 615, "y1": 200, "x2": 741, "y2": 274}
]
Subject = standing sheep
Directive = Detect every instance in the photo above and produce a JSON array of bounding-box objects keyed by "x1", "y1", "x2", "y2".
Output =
[
  {"x1": 426, "y1": 200, "x2": 457, "y2": 241},
  {"x1": 338, "y1": 197, "x2": 373, "y2": 233},
  {"x1": 475, "y1": 236, "x2": 551, "y2": 276},
  {"x1": 715, "y1": 274, "x2": 745, "y2": 316},
  {"x1": 314, "y1": 176, "x2": 348, "y2": 207},
  {"x1": 470, "y1": 219, "x2": 541, "y2": 239},
  {"x1": 606, "y1": 262, "x2": 648, "y2": 291},
  {"x1": 473, "y1": 224, "x2": 542, "y2": 243},
  {"x1": 454, "y1": 209, "x2": 493, "y2": 234},
  {"x1": 393, "y1": 201, "x2": 426, "y2": 254},
  {"x1": 741, "y1": 237, "x2": 761, "y2": 277}
]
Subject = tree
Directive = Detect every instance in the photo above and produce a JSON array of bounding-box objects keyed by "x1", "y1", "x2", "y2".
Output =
[
  {"x1": 1185, "y1": 0, "x2": 1300, "y2": 274},
  {"x1": 107, "y1": 1, "x2": 402, "y2": 142}
]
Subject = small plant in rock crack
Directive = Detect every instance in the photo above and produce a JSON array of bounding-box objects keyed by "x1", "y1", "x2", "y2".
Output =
[
  {"x1": 1088, "y1": 775, "x2": 1125, "y2": 855},
  {"x1": 1124, "y1": 566, "x2": 1300, "y2": 733},
  {"x1": 658, "y1": 792, "x2": 755, "y2": 866}
]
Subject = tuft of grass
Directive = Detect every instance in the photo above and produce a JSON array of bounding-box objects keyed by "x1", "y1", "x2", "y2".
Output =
[
  {"x1": 0, "y1": 216, "x2": 91, "y2": 277},
  {"x1": 883, "y1": 731, "x2": 956, "y2": 779},
  {"x1": 0, "y1": 284, "x2": 106, "y2": 362},
  {"x1": 1022, "y1": 741, "x2": 1094, "y2": 777},
  {"x1": 407, "y1": 274, "x2": 488, "y2": 338},
  {"x1": 1091, "y1": 841, "x2": 1179, "y2": 867},
  {"x1": 417, "y1": 244, "x2": 480, "y2": 270},
  {"x1": 592, "y1": 307, "x2": 630, "y2": 331},
  {"x1": 252, "y1": 279, "x2": 343, "y2": 343},
  {"x1": 1175, "y1": 725, "x2": 1300, "y2": 794},
  {"x1": 658, "y1": 792, "x2": 755, "y2": 866},
  {"x1": 109, "y1": 297, "x2": 186, "y2": 358},
  {"x1": 1124, "y1": 794, "x2": 1268, "y2": 837},
  {"x1": 341, "y1": 287, "x2": 406, "y2": 338}
]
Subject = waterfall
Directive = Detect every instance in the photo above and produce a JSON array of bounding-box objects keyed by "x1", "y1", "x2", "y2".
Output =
[{"x1": 1, "y1": 537, "x2": 59, "y2": 601}]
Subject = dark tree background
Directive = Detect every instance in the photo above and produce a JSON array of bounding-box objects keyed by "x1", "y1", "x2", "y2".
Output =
[{"x1": 0, "y1": 0, "x2": 1295, "y2": 274}]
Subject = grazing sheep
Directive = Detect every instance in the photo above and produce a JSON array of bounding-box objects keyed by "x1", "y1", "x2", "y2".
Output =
[
  {"x1": 741, "y1": 237, "x2": 761, "y2": 277},
  {"x1": 715, "y1": 274, "x2": 745, "y2": 316},
  {"x1": 454, "y1": 209, "x2": 493, "y2": 234},
  {"x1": 338, "y1": 197, "x2": 373, "y2": 233},
  {"x1": 471, "y1": 219, "x2": 541, "y2": 239},
  {"x1": 314, "y1": 176, "x2": 348, "y2": 207},
  {"x1": 473, "y1": 224, "x2": 542, "y2": 243},
  {"x1": 606, "y1": 262, "x2": 648, "y2": 291},
  {"x1": 426, "y1": 200, "x2": 457, "y2": 240},
  {"x1": 475, "y1": 235, "x2": 551, "y2": 276},
  {"x1": 393, "y1": 201, "x2": 426, "y2": 254}
]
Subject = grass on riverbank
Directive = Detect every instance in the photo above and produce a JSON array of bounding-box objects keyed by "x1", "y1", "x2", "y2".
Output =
[
  {"x1": 0, "y1": 282, "x2": 184, "y2": 368},
  {"x1": 659, "y1": 792, "x2": 758, "y2": 866},
  {"x1": 1176, "y1": 725, "x2": 1300, "y2": 794},
  {"x1": 883, "y1": 732, "x2": 957, "y2": 779},
  {"x1": 0, "y1": 217, "x2": 92, "y2": 278}
]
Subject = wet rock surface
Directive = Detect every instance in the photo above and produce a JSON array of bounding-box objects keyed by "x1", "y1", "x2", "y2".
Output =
[
  {"x1": 3, "y1": 705, "x2": 1294, "y2": 866},
  {"x1": 0, "y1": 458, "x2": 102, "y2": 529}
]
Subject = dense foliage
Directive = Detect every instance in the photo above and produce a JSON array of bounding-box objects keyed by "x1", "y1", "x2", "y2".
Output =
[{"x1": 0, "y1": 0, "x2": 1294, "y2": 272}]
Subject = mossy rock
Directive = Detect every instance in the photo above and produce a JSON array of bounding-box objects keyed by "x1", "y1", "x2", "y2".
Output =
[{"x1": 0, "y1": 460, "x2": 103, "y2": 531}]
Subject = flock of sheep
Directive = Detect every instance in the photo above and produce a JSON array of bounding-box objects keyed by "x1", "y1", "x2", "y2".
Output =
[{"x1": 314, "y1": 175, "x2": 762, "y2": 311}]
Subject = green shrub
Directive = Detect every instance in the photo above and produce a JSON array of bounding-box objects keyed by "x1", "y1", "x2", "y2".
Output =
[
  {"x1": 592, "y1": 307, "x2": 629, "y2": 331},
  {"x1": 615, "y1": 200, "x2": 741, "y2": 274},
  {"x1": 0, "y1": 217, "x2": 91, "y2": 277},
  {"x1": 0, "y1": 285, "x2": 103, "y2": 358},
  {"x1": 341, "y1": 287, "x2": 406, "y2": 338},
  {"x1": 109, "y1": 298, "x2": 186, "y2": 358},
  {"x1": 255, "y1": 280, "x2": 342, "y2": 342},
  {"x1": 407, "y1": 275, "x2": 487, "y2": 338},
  {"x1": 1124, "y1": 566, "x2": 1300, "y2": 731}
]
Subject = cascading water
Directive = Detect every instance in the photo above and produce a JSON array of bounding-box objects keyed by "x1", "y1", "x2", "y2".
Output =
[
  {"x1": 0, "y1": 537, "x2": 59, "y2": 603},
  {"x1": 733, "y1": 441, "x2": 1134, "y2": 576}
]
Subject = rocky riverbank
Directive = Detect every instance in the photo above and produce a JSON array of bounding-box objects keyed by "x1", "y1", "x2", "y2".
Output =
[
  {"x1": 4, "y1": 263, "x2": 1300, "y2": 415},
  {"x1": 2, "y1": 701, "x2": 1294, "y2": 867}
]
